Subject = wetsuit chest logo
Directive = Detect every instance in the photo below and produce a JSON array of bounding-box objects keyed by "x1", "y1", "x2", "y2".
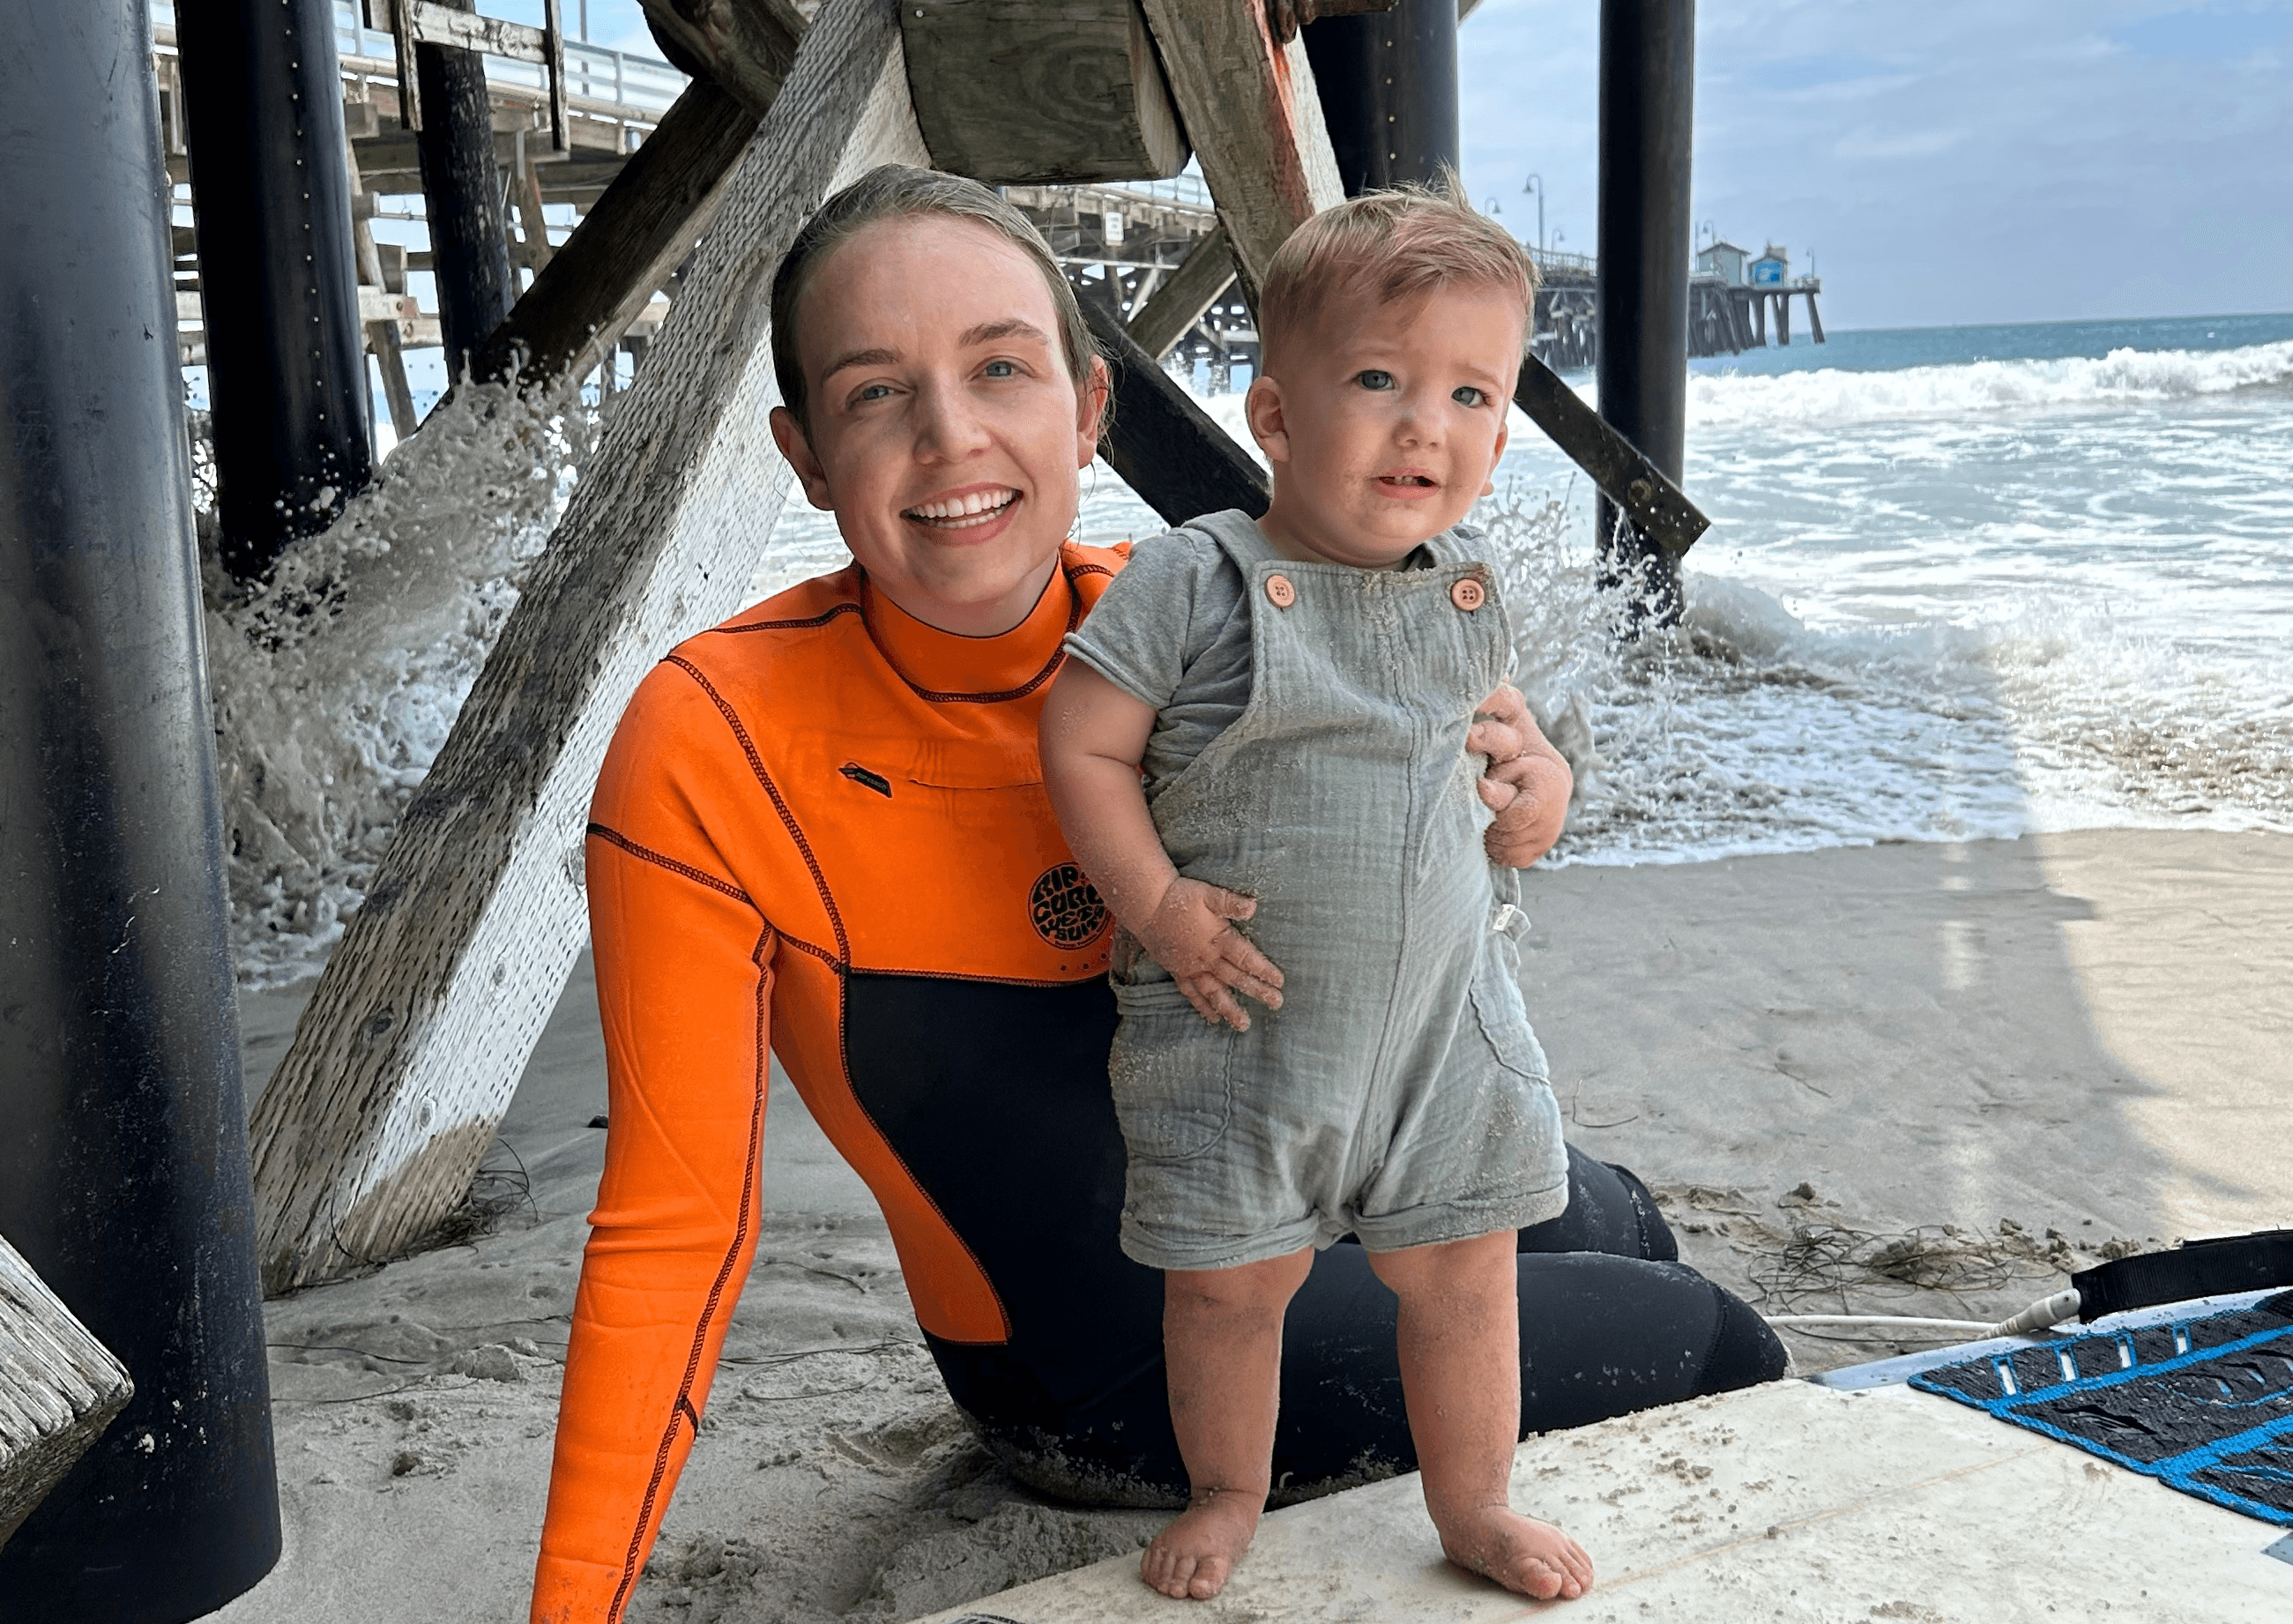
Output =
[{"x1": 1030, "y1": 862, "x2": 1110, "y2": 948}]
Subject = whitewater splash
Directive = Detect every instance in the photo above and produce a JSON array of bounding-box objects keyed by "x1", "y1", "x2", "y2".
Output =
[
  {"x1": 1686, "y1": 339, "x2": 2293, "y2": 432},
  {"x1": 202, "y1": 384, "x2": 588, "y2": 986}
]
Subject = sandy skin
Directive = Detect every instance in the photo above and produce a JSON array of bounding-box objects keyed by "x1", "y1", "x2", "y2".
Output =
[{"x1": 1139, "y1": 1234, "x2": 1594, "y2": 1603}]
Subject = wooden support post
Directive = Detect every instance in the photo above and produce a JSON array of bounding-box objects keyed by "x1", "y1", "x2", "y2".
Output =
[
  {"x1": 0, "y1": 1236, "x2": 134, "y2": 1553},
  {"x1": 470, "y1": 1, "x2": 804, "y2": 392},
  {"x1": 902, "y1": 0, "x2": 1187, "y2": 183},
  {"x1": 1128, "y1": 223, "x2": 1237, "y2": 360},
  {"x1": 1136, "y1": 0, "x2": 1345, "y2": 314},
  {"x1": 1805, "y1": 289, "x2": 1824, "y2": 343},
  {"x1": 513, "y1": 131, "x2": 556, "y2": 274},
  {"x1": 1750, "y1": 287, "x2": 1765, "y2": 346},
  {"x1": 414, "y1": 0, "x2": 517, "y2": 373},
  {"x1": 346, "y1": 129, "x2": 421, "y2": 443},
  {"x1": 247, "y1": 0, "x2": 933, "y2": 1294},
  {"x1": 1775, "y1": 287, "x2": 1790, "y2": 346},
  {"x1": 1083, "y1": 301, "x2": 1268, "y2": 524}
]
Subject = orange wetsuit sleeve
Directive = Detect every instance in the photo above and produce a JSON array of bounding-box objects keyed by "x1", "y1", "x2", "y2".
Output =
[{"x1": 532, "y1": 663, "x2": 775, "y2": 1624}]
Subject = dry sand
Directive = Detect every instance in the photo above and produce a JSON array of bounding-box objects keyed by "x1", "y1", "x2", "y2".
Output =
[{"x1": 211, "y1": 829, "x2": 2292, "y2": 1623}]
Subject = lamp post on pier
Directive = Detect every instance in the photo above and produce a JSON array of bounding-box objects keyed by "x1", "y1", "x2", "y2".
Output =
[{"x1": 1522, "y1": 172, "x2": 1545, "y2": 255}]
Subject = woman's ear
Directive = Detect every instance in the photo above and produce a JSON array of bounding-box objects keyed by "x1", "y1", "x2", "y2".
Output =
[
  {"x1": 1244, "y1": 375, "x2": 1291, "y2": 466},
  {"x1": 770, "y1": 404, "x2": 836, "y2": 511},
  {"x1": 1074, "y1": 356, "x2": 1112, "y2": 466}
]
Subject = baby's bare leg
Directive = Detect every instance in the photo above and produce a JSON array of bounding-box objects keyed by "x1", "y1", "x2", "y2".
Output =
[
  {"x1": 1143, "y1": 1248, "x2": 1315, "y2": 1601},
  {"x1": 1366, "y1": 1233, "x2": 1595, "y2": 1601}
]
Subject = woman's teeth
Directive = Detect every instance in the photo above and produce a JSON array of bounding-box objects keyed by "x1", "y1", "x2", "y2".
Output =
[{"x1": 906, "y1": 489, "x2": 1018, "y2": 527}]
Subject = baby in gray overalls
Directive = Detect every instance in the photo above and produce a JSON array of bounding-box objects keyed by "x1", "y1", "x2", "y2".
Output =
[{"x1": 1041, "y1": 186, "x2": 1592, "y2": 1606}]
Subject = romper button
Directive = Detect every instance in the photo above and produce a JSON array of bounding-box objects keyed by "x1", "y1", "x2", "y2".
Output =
[
  {"x1": 1265, "y1": 573, "x2": 1297, "y2": 608},
  {"x1": 1450, "y1": 577, "x2": 1485, "y2": 611}
]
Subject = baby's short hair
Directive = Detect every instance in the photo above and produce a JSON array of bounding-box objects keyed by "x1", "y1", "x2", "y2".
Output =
[{"x1": 1259, "y1": 176, "x2": 1538, "y2": 369}]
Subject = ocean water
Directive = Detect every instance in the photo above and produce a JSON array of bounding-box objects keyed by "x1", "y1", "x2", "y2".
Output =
[{"x1": 202, "y1": 315, "x2": 2292, "y2": 979}]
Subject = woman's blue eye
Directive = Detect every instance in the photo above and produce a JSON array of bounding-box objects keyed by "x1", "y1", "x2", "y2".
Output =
[
  {"x1": 1355, "y1": 369, "x2": 1395, "y2": 391},
  {"x1": 983, "y1": 359, "x2": 1016, "y2": 378},
  {"x1": 1453, "y1": 385, "x2": 1487, "y2": 406},
  {"x1": 856, "y1": 383, "x2": 894, "y2": 402}
]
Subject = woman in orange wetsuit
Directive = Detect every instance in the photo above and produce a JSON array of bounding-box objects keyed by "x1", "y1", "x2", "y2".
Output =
[{"x1": 532, "y1": 168, "x2": 1783, "y2": 1623}]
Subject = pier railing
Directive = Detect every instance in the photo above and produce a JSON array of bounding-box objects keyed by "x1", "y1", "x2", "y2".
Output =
[{"x1": 147, "y1": 1, "x2": 689, "y2": 123}]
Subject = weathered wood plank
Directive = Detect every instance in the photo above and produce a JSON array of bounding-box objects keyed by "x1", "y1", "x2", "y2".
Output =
[
  {"x1": 0, "y1": 1234, "x2": 133, "y2": 1551},
  {"x1": 469, "y1": 79, "x2": 760, "y2": 392},
  {"x1": 640, "y1": 0, "x2": 808, "y2": 118},
  {"x1": 471, "y1": 1, "x2": 807, "y2": 393},
  {"x1": 1135, "y1": 0, "x2": 1344, "y2": 313},
  {"x1": 1084, "y1": 300, "x2": 1268, "y2": 525},
  {"x1": 902, "y1": 0, "x2": 1187, "y2": 184},
  {"x1": 1512, "y1": 354, "x2": 1709, "y2": 558},
  {"x1": 1126, "y1": 222, "x2": 1235, "y2": 360},
  {"x1": 247, "y1": 0, "x2": 933, "y2": 1293}
]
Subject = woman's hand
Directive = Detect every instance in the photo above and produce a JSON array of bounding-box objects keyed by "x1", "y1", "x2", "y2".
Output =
[
  {"x1": 1470, "y1": 683, "x2": 1575, "y2": 868},
  {"x1": 1134, "y1": 877, "x2": 1285, "y2": 1032}
]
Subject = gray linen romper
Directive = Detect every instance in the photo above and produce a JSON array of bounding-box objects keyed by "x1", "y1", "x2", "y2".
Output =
[{"x1": 1078, "y1": 509, "x2": 1568, "y2": 1272}]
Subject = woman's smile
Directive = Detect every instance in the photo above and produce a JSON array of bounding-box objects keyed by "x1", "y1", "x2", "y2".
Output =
[{"x1": 903, "y1": 482, "x2": 1023, "y2": 531}]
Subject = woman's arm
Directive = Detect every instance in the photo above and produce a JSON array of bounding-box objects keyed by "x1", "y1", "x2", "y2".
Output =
[
  {"x1": 1039, "y1": 660, "x2": 1283, "y2": 1030},
  {"x1": 532, "y1": 667, "x2": 775, "y2": 1624}
]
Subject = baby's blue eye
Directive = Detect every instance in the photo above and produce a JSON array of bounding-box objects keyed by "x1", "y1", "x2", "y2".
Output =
[
  {"x1": 1355, "y1": 369, "x2": 1395, "y2": 391},
  {"x1": 1453, "y1": 385, "x2": 1487, "y2": 407}
]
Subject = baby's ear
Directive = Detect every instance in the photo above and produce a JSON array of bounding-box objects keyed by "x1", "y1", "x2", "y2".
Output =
[{"x1": 1243, "y1": 376, "x2": 1290, "y2": 464}]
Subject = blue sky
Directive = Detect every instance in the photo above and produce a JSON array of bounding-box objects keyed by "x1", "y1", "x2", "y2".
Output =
[
  {"x1": 488, "y1": 0, "x2": 2289, "y2": 332},
  {"x1": 1459, "y1": 0, "x2": 2293, "y2": 328}
]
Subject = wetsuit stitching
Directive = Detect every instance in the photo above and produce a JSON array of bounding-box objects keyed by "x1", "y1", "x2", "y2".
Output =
[
  {"x1": 888, "y1": 559, "x2": 1096, "y2": 706},
  {"x1": 711, "y1": 601, "x2": 863, "y2": 635},
  {"x1": 586, "y1": 823, "x2": 753, "y2": 904},
  {"x1": 665, "y1": 654, "x2": 852, "y2": 963},
  {"x1": 849, "y1": 965, "x2": 1088, "y2": 991},
  {"x1": 607, "y1": 923, "x2": 775, "y2": 1623},
  {"x1": 778, "y1": 932, "x2": 844, "y2": 971}
]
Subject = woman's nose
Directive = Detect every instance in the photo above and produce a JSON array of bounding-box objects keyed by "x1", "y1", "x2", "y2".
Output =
[{"x1": 912, "y1": 376, "x2": 991, "y2": 462}]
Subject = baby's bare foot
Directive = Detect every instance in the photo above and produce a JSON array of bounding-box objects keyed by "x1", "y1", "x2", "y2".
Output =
[
  {"x1": 1139, "y1": 1488, "x2": 1263, "y2": 1600},
  {"x1": 1436, "y1": 1504, "x2": 1594, "y2": 1601}
]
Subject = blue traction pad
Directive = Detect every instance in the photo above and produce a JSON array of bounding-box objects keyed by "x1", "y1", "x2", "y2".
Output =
[{"x1": 1910, "y1": 1290, "x2": 2293, "y2": 1526}]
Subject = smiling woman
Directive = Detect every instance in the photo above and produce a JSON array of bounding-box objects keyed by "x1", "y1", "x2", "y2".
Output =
[{"x1": 529, "y1": 166, "x2": 1783, "y2": 1624}]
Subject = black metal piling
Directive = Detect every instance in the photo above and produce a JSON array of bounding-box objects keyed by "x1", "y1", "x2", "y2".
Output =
[
  {"x1": 1595, "y1": 0, "x2": 1694, "y2": 628},
  {"x1": 176, "y1": 0, "x2": 372, "y2": 580},
  {"x1": 0, "y1": 5, "x2": 281, "y2": 1620},
  {"x1": 415, "y1": 0, "x2": 517, "y2": 377},
  {"x1": 1305, "y1": 0, "x2": 1461, "y2": 194}
]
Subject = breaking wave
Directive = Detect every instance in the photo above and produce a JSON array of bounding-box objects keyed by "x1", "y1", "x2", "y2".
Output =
[{"x1": 1686, "y1": 339, "x2": 2293, "y2": 432}]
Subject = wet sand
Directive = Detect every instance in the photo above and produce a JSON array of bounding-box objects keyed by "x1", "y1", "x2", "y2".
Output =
[{"x1": 211, "y1": 829, "x2": 2293, "y2": 1623}]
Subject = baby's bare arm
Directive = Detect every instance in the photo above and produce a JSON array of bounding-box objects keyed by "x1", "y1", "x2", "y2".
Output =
[{"x1": 1039, "y1": 662, "x2": 1283, "y2": 1029}]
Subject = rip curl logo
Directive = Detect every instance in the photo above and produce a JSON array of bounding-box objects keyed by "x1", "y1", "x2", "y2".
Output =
[{"x1": 1030, "y1": 862, "x2": 1109, "y2": 949}]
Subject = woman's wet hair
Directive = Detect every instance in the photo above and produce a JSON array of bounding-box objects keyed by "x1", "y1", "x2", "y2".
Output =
[{"x1": 770, "y1": 165, "x2": 1103, "y2": 433}]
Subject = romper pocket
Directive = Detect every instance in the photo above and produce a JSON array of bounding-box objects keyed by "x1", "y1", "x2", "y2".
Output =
[
  {"x1": 1466, "y1": 948, "x2": 1551, "y2": 1083},
  {"x1": 1108, "y1": 979, "x2": 1238, "y2": 1161}
]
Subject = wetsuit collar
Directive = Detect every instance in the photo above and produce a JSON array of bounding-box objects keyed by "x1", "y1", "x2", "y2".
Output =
[{"x1": 860, "y1": 559, "x2": 1076, "y2": 701}]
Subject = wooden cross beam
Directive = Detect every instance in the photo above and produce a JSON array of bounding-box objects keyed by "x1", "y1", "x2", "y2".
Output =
[
  {"x1": 469, "y1": 0, "x2": 805, "y2": 397},
  {"x1": 0, "y1": 1234, "x2": 133, "y2": 1550},
  {"x1": 248, "y1": 0, "x2": 933, "y2": 1293}
]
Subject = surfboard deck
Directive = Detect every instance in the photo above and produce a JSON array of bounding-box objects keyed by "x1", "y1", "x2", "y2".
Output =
[{"x1": 917, "y1": 1378, "x2": 2292, "y2": 1622}]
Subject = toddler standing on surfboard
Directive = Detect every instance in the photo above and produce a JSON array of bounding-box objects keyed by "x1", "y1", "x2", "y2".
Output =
[{"x1": 1039, "y1": 183, "x2": 1593, "y2": 1604}]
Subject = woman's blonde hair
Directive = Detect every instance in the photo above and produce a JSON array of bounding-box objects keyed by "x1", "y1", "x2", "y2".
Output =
[
  {"x1": 770, "y1": 165, "x2": 1101, "y2": 432},
  {"x1": 1259, "y1": 174, "x2": 1538, "y2": 369}
]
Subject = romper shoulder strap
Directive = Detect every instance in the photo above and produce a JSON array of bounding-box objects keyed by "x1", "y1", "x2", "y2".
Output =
[{"x1": 1179, "y1": 508, "x2": 1280, "y2": 575}]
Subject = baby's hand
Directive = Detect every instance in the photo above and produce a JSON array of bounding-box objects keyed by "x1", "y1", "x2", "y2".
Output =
[{"x1": 1135, "y1": 878, "x2": 1285, "y2": 1032}]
